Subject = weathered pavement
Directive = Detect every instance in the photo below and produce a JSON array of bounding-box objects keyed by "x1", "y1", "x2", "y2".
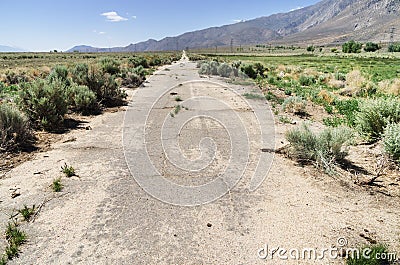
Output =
[{"x1": 1, "y1": 57, "x2": 399, "y2": 264}]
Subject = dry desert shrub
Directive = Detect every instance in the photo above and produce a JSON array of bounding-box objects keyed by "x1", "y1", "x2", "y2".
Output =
[
  {"x1": 378, "y1": 78, "x2": 400, "y2": 96},
  {"x1": 318, "y1": 89, "x2": 334, "y2": 104},
  {"x1": 346, "y1": 69, "x2": 366, "y2": 90}
]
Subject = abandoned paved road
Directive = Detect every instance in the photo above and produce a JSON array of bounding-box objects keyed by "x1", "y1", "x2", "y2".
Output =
[{"x1": 1, "y1": 56, "x2": 399, "y2": 265}]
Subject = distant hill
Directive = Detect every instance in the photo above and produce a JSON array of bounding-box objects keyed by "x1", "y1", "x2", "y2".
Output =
[
  {"x1": 0, "y1": 45, "x2": 26, "y2": 52},
  {"x1": 67, "y1": 0, "x2": 400, "y2": 52}
]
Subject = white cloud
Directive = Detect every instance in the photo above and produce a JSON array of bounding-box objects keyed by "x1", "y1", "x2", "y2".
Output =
[
  {"x1": 101, "y1": 11, "x2": 128, "y2": 22},
  {"x1": 132, "y1": 15, "x2": 137, "y2": 19},
  {"x1": 99, "y1": 31, "x2": 106, "y2": 35},
  {"x1": 289, "y1": 6, "x2": 303, "y2": 12},
  {"x1": 233, "y1": 19, "x2": 245, "y2": 23}
]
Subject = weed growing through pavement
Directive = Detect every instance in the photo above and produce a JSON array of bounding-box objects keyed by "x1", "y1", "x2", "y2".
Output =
[
  {"x1": 52, "y1": 177, "x2": 63, "y2": 192},
  {"x1": 18, "y1": 205, "x2": 36, "y2": 222},
  {"x1": 61, "y1": 163, "x2": 76, "y2": 177}
]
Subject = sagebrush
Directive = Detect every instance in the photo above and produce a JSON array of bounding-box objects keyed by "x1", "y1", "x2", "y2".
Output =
[
  {"x1": 286, "y1": 124, "x2": 354, "y2": 173},
  {"x1": 0, "y1": 103, "x2": 32, "y2": 150},
  {"x1": 18, "y1": 79, "x2": 68, "y2": 130}
]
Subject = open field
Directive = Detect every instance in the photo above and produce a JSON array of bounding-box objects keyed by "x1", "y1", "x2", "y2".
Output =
[
  {"x1": 200, "y1": 53, "x2": 400, "y2": 82},
  {"x1": 0, "y1": 52, "x2": 180, "y2": 68}
]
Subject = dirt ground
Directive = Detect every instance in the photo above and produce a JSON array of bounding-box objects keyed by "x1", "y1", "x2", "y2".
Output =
[{"x1": 0, "y1": 58, "x2": 399, "y2": 264}]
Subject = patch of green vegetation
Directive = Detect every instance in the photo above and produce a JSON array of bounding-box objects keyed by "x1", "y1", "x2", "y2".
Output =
[
  {"x1": 1, "y1": 221, "x2": 27, "y2": 263},
  {"x1": 286, "y1": 123, "x2": 354, "y2": 174},
  {"x1": 383, "y1": 123, "x2": 400, "y2": 163},
  {"x1": 355, "y1": 97, "x2": 400, "y2": 142},
  {"x1": 18, "y1": 205, "x2": 36, "y2": 222},
  {"x1": 61, "y1": 163, "x2": 76, "y2": 177},
  {"x1": 279, "y1": 116, "x2": 293, "y2": 124},
  {"x1": 52, "y1": 177, "x2": 63, "y2": 192},
  {"x1": 0, "y1": 103, "x2": 32, "y2": 151},
  {"x1": 205, "y1": 54, "x2": 400, "y2": 83},
  {"x1": 243, "y1": 93, "x2": 265, "y2": 100},
  {"x1": 342, "y1": 40, "x2": 362, "y2": 53},
  {"x1": 265, "y1": 91, "x2": 284, "y2": 104}
]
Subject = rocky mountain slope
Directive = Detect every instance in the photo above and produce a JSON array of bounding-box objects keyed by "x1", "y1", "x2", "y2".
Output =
[{"x1": 68, "y1": 0, "x2": 400, "y2": 52}]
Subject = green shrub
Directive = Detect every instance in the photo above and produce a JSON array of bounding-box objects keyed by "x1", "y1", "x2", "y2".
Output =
[
  {"x1": 149, "y1": 57, "x2": 162, "y2": 67},
  {"x1": 48, "y1": 65, "x2": 70, "y2": 85},
  {"x1": 231, "y1": 61, "x2": 242, "y2": 77},
  {"x1": 129, "y1": 56, "x2": 149, "y2": 68},
  {"x1": 342, "y1": 40, "x2": 362, "y2": 53},
  {"x1": 286, "y1": 124, "x2": 354, "y2": 173},
  {"x1": 210, "y1": 61, "x2": 219, "y2": 75},
  {"x1": 198, "y1": 62, "x2": 211, "y2": 75},
  {"x1": 99, "y1": 58, "x2": 120, "y2": 75},
  {"x1": 388, "y1": 43, "x2": 400, "y2": 52},
  {"x1": 4, "y1": 71, "x2": 29, "y2": 85},
  {"x1": 282, "y1": 96, "x2": 307, "y2": 115},
  {"x1": 265, "y1": 91, "x2": 284, "y2": 104},
  {"x1": 217, "y1": 63, "x2": 233, "y2": 77},
  {"x1": 306, "y1": 45, "x2": 315, "y2": 52},
  {"x1": 335, "y1": 99, "x2": 360, "y2": 126},
  {"x1": 19, "y1": 79, "x2": 68, "y2": 130},
  {"x1": 87, "y1": 66, "x2": 127, "y2": 107},
  {"x1": 71, "y1": 63, "x2": 89, "y2": 85},
  {"x1": 241, "y1": 64, "x2": 257, "y2": 79},
  {"x1": 364, "y1": 42, "x2": 380, "y2": 52},
  {"x1": 299, "y1": 75, "x2": 316, "y2": 86},
  {"x1": 383, "y1": 123, "x2": 400, "y2": 163},
  {"x1": 121, "y1": 66, "x2": 146, "y2": 88},
  {"x1": 0, "y1": 103, "x2": 32, "y2": 150},
  {"x1": 355, "y1": 98, "x2": 400, "y2": 141},
  {"x1": 323, "y1": 116, "x2": 346, "y2": 127},
  {"x1": 66, "y1": 85, "x2": 98, "y2": 115},
  {"x1": 253, "y1": 62, "x2": 267, "y2": 77}
]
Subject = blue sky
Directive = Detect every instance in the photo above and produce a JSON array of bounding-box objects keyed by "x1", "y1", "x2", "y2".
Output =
[{"x1": 0, "y1": 0, "x2": 320, "y2": 52}]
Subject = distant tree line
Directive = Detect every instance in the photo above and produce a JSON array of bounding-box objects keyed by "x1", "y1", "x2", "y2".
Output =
[{"x1": 341, "y1": 40, "x2": 400, "y2": 53}]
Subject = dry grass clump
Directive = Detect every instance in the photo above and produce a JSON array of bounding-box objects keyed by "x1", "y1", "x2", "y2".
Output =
[
  {"x1": 346, "y1": 69, "x2": 366, "y2": 90},
  {"x1": 378, "y1": 78, "x2": 400, "y2": 96},
  {"x1": 318, "y1": 89, "x2": 335, "y2": 104}
]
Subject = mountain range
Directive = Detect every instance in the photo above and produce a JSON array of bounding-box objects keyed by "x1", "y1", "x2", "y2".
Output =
[
  {"x1": 66, "y1": 0, "x2": 398, "y2": 52},
  {"x1": 0, "y1": 45, "x2": 26, "y2": 52}
]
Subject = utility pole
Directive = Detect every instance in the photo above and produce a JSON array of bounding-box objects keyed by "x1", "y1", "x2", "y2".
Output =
[
  {"x1": 390, "y1": 27, "x2": 395, "y2": 44},
  {"x1": 176, "y1": 40, "x2": 179, "y2": 51},
  {"x1": 230, "y1": 38, "x2": 233, "y2": 53}
]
